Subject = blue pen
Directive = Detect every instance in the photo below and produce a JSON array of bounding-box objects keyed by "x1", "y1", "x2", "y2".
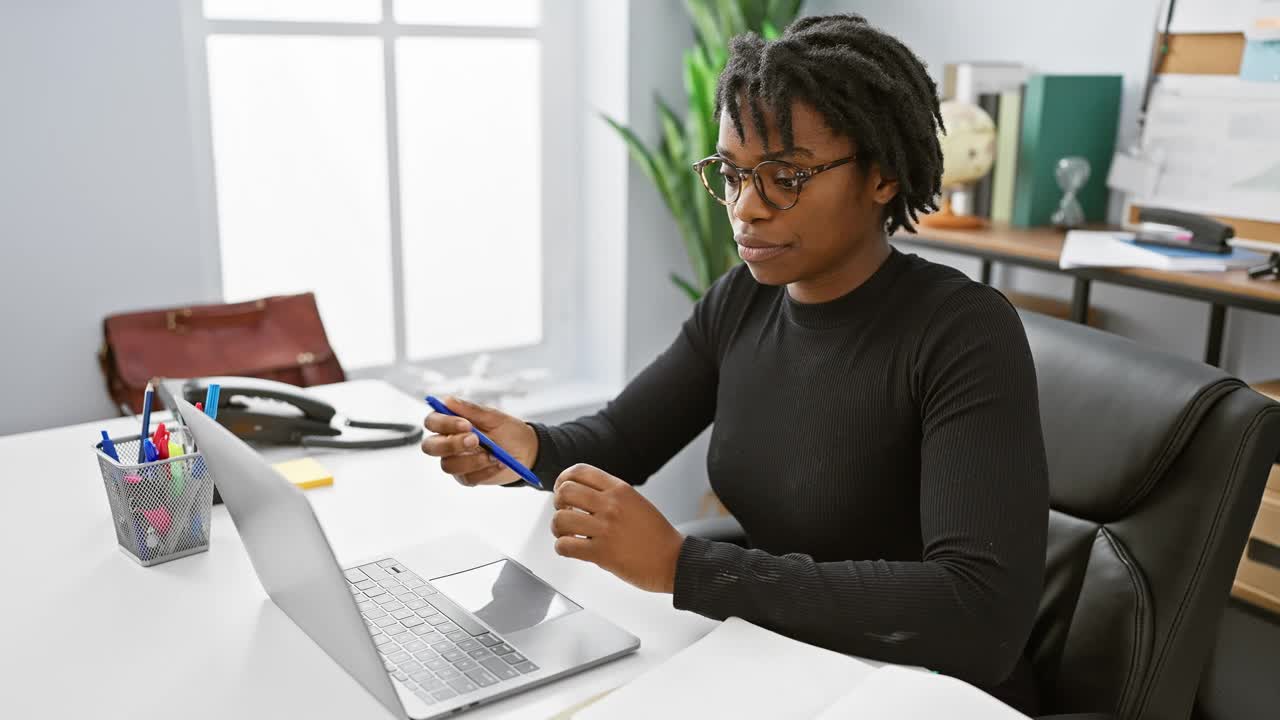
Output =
[
  {"x1": 425, "y1": 395, "x2": 542, "y2": 489},
  {"x1": 204, "y1": 383, "x2": 221, "y2": 421},
  {"x1": 100, "y1": 431, "x2": 120, "y2": 462},
  {"x1": 143, "y1": 438, "x2": 159, "y2": 463},
  {"x1": 138, "y1": 382, "x2": 154, "y2": 462}
]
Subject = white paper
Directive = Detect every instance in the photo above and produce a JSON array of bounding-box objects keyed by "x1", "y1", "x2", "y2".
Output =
[
  {"x1": 577, "y1": 618, "x2": 876, "y2": 720},
  {"x1": 814, "y1": 666, "x2": 1028, "y2": 720},
  {"x1": 1247, "y1": 0, "x2": 1280, "y2": 40},
  {"x1": 1061, "y1": 230, "x2": 1266, "y2": 271},
  {"x1": 1135, "y1": 74, "x2": 1280, "y2": 224},
  {"x1": 1060, "y1": 230, "x2": 1149, "y2": 269},
  {"x1": 1107, "y1": 150, "x2": 1162, "y2": 196},
  {"x1": 1170, "y1": 0, "x2": 1252, "y2": 33}
]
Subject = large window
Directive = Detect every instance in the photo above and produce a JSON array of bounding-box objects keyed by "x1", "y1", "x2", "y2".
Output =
[{"x1": 194, "y1": 0, "x2": 550, "y2": 371}]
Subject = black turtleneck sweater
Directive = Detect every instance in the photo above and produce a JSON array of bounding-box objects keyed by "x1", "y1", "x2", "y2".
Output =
[{"x1": 528, "y1": 247, "x2": 1049, "y2": 712}]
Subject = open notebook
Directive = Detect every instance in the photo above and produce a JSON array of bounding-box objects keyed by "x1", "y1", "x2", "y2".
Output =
[{"x1": 573, "y1": 618, "x2": 1028, "y2": 720}]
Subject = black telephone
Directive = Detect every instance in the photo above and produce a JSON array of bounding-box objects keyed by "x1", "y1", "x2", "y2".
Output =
[{"x1": 172, "y1": 376, "x2": 423, "y2": 449}]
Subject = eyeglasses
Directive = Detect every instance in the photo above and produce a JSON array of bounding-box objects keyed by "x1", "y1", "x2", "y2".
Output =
[{"x1": 692, "y1": 153, "x2": 858, "y2": 211}]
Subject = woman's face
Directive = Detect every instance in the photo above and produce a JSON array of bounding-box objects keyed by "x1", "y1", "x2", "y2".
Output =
[{"x1": 714, "y1": 99, "x2": 897, "y2": 289}]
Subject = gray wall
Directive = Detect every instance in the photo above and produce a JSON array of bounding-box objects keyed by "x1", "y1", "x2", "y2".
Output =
[
  {"x1": 617, "y1": 1, "x2": 715, "y2": 524},
  {"x1": 806, "y1": 0, "x2": 1280, "y2": 380},
  {"x1": 0, "y1": 0, "x2": 214, "y2": 436}
]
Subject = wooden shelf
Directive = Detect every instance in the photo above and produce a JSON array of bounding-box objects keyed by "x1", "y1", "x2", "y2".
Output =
[
  {"x1": 901, "y1": 223, "x2": 1280, "y2": 308},
  {"x1": 1232, "y1": 579, "x2": 1280, "y2": 616},
  {"x1": 1250, "y1": 380, "x2": 1280, "y2": 404},
  {"x1": 906, "y1": 223, "x2": 1067, "y2": 266},
  {"x1": 1233, "y1": 488, "x2": 1280, "y2": 617}
]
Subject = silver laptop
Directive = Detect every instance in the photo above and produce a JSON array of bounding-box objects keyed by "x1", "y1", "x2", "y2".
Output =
[{"x1": 176, "y1": 397, "x2": 639, "y2": 719}]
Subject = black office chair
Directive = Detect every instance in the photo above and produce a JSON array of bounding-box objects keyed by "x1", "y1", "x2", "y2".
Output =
[{"x1": 678, "y1": 311, "x2": 1280, "y2": 720}]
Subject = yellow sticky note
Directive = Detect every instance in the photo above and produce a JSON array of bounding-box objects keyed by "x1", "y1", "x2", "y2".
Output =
[{"x1": 272, "y1": 457, "x2": 334, "y2": 490}]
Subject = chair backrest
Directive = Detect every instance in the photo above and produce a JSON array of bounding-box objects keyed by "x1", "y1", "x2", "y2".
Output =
[{"x1": 1019, "y1": 311, "x2": 1280, "y2": 720}]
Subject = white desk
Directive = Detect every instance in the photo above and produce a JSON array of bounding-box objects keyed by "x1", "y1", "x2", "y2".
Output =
[{"x1": 0, "y1": 380, "x2": 717, "y2": 719}]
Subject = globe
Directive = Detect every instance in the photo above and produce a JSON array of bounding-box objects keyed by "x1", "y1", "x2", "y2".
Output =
[
  {"x1": 920, "y1": 100, "x2": 997, "y2": 229},
  {"x1": 937, "y1": 100, "x2": 996, "y2": 188}
]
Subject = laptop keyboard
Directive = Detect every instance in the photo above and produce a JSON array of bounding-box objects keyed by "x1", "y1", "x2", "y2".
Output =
[{"x1": 345, "y1": 558, "x2": 539, "y2": 707}]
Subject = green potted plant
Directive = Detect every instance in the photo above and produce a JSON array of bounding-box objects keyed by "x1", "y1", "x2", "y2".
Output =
[{"x1": 605, "y1": 0, "x2": 805, "y2": 301}]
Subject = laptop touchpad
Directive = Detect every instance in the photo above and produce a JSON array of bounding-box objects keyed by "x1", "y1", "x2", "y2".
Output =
[{"x1": 431, "y1": 559, "x2": 580, "y2": 635}]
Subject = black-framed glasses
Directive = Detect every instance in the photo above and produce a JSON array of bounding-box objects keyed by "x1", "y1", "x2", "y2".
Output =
[{"x1": 692, "y1": 153, "x2": 857, "y2": 210}]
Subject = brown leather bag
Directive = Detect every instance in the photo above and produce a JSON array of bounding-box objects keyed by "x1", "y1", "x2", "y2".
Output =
[{"x1": 99, "y1": 292, "x2": 346, "y2": 414}]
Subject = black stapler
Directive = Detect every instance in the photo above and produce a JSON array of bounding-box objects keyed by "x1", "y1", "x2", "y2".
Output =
[{"x1": 1134, "y1": 207, "x2": 1235, "y2": 254}]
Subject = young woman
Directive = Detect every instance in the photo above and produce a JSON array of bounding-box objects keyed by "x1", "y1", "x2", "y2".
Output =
[{"x1": 422, "y1": 14, "x2": 1048, "y2": 713}]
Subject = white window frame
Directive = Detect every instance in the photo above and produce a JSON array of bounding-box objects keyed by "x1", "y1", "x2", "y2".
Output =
[{"x1": 178, "y1": 0, "x2": 596, "y2": 390}]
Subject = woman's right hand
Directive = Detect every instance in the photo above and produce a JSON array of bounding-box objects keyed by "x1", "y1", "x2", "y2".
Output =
[{"x1": 421, "y1": 396, "x2": 539, "y2": 487}]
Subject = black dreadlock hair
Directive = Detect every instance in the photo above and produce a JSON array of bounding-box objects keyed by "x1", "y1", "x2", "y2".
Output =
[{"x1": 715, "y1": 13, "x2": 944, "y2": 234}]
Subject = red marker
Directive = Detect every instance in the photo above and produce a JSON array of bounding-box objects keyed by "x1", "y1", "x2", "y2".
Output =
[
  {"x1": 195, "y1": 402, "x2": 203, "y2": 413},
  {"x1": 152, "y1": 423, "x2": 170, "y2": 459}
]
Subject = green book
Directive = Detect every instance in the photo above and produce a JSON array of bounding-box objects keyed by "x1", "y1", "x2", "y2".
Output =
[
  {"x1": 1012, "y1": 75, "x2": 1122, "y2": 227},
  {"x1": 990, "y1": 87, "x2": 1022, "y2": 224}
]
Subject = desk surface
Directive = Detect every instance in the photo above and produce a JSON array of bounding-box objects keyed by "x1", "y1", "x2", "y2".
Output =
[
  {"x1": 0, "y1": 380, "x2": 717, "y2": 719},
  {"x1": 900, "y1": 223, "x2": 1280, "y2": 307}
]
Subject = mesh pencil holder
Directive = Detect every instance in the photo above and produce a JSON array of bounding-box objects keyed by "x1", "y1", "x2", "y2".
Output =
[{"x1": 94, "y1": 427, "x2": 214, "y2": 566}]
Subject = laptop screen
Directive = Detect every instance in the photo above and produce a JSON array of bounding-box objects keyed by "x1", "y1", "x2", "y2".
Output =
[{"x1": 176, "y1": 398, "x2": 405, "y2": 717}]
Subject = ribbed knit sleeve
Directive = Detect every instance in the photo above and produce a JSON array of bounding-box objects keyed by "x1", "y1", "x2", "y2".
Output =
[{"x1": 526, "y1": 268, "x2": 744, "y2": 488}]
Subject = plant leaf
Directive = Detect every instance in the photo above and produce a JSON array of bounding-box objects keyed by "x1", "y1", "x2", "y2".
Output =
[
  {"x1": 609, "y1": 0, "x2": 809, "y2": 303},
  {"x1": 716, "y1": 0, "x2": 748, "y2": 39},
  {"x1": 763, "y1": 0, "x2": 803, "y2": 34},
  {"x1": 652, "y1": 124, "x2": 702, "y2": 282},
  {"x1": 624, "y1": 101, "x2": 709, "y2": 289},
  {"x1": 654, "y1": 95, "x2": 706, "y2": 286},
  {"x1": 602, "y1": 113, "x2": 684, "y2": 226},
  {"x1": 670, "y1": 272, "x2": 704, "y2": 302},
  {"x1": 656, "y1": 95, "x2": 687, "y2": 169},
  {"x1": 688, "y1": 45, "x2": 718, "y2": 128},
  {"x1": 741, "y1": 0, "x2": 767, "y2": 32},
  {"x1": 602, "y1": 114, "x2": 661, "y2": 189},
  {"x1": 684, "y1": 0, "x2": 723, "y2": 52},
  {"x1": 684, "y1": 49, "x2": 717, "y2": 287}
]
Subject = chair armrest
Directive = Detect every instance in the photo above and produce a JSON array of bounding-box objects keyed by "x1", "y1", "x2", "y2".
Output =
[{"x1": 675, "y1": 515, "x2": 747, "y2": 546}]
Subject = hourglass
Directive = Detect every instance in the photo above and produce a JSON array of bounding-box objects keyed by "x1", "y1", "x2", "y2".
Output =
[{"x1": 1050, "y1": 156, "x2": 1090, "y2": 229}]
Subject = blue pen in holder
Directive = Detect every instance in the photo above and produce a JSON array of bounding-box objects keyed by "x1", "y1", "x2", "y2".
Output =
[{"x1": 94, "y1": 427, "x2": 215, "y2": 566}]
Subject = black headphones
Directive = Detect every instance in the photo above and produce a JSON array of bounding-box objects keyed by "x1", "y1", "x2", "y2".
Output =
[{"x1": 1248, "y1": 252, "x2": 1280, "y2": 281}]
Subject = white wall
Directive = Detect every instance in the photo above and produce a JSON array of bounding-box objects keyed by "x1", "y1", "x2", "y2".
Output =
[
  {"x1": 0, "y1": 0, "x2": 712, "y2": 522},
  {"x1": 0, "y1": 0, "x2": 214, "y2": 435},
  {"x1": 28, "y1": 1, "x2": 1255, "y2": 522},
  {"x1": 806, "y1": 0, "x2": 1280, "y2": 379},
  {"x1": 616, "y1": 0, "x2": 713, "y2": 525}
]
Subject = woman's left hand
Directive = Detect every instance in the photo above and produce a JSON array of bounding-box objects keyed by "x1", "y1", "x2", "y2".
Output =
[{"x1": 550, "y1": 463, "x2": 685, "y2": 593}]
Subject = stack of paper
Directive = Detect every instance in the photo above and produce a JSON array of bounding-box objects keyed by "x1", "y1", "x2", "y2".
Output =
[
  {"x1": 573, "y1": 618, "x2": 1027, "y2": 720},
  {"x1": 1060, "y1": 230, "x2": 1266, "y2": 272},
  {"x1": 1133, "y1": 74, "x2": 1280, "y2": 224}
]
